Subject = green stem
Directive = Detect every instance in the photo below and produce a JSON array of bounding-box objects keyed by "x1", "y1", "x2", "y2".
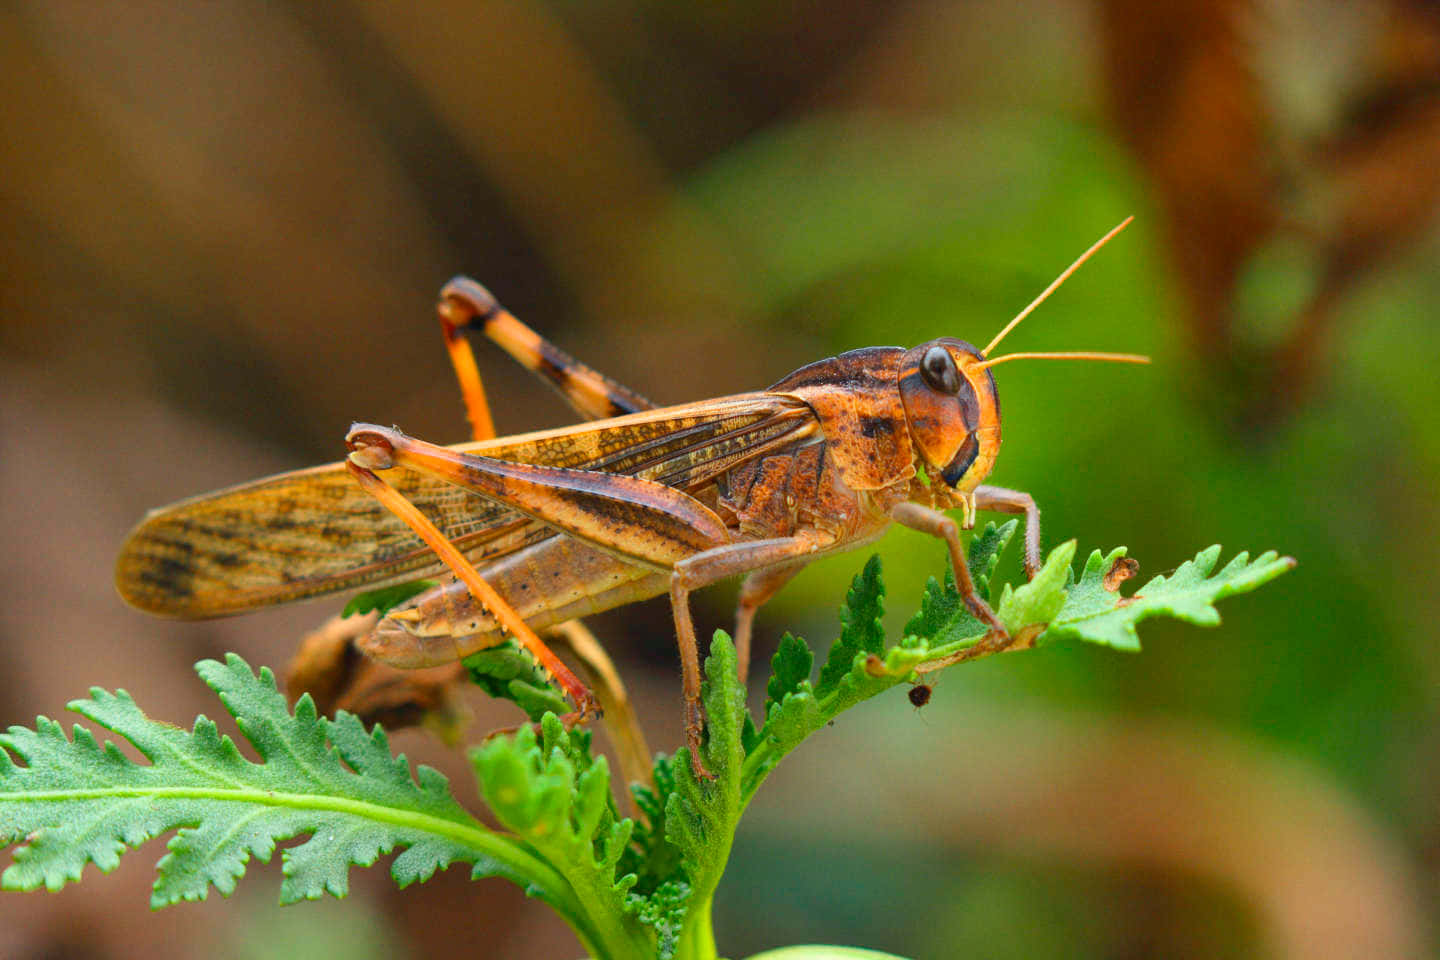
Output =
[
  {"x1": 557, "y1": 873, "x2": 654, "y2": 960},
  {"x1": 675, "y1": 896, "x2": 718, "y2": 960}
]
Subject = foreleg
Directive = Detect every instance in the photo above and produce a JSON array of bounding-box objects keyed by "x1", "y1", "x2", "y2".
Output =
[{"x1": 973, "y1": 484, "x2": 1040, "y2": 579}]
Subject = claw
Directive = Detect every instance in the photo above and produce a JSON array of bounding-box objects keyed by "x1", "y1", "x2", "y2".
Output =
[
  {"x1": 481, "y1": 690, "x2": 602, "y2": 744},
  {"x1": 962, "y1": 591, "x2": 1006, "y2": 637}
]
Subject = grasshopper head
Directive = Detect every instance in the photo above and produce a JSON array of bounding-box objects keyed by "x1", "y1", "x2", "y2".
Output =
[
  {"x1": 897, "y1": 219, "x2": 1150, "y2": 511},
  {"x1": 898, "y1": 338, "x2": 1001, "y2": 498}
]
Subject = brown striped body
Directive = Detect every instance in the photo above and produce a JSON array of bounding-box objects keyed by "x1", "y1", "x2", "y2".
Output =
[
  {"x1": 366, "y1": 389, "x2": 905, "y2": 666},
  {"x1": 367, "y1": 537, "x2": 667, "y2": 667}
]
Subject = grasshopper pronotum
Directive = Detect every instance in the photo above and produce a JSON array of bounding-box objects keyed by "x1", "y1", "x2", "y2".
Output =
[{"x1": 116, "y1": 220, "x2": 1146, "y2": 777}]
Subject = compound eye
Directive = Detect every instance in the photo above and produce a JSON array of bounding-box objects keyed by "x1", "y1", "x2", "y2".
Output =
[{"x1": 920, "y1": 345, "x2": 960, "y2": 395}]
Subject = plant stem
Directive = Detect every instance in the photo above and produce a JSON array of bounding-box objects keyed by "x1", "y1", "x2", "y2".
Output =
[{"x1": 675, "y1": 896, "x2": 718, "y2": 960}]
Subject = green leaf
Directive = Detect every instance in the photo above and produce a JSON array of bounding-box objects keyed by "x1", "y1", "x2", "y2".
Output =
[
  {"x1": 965, "y1": 519, "x2": 1017, "y2": 604},
  {"x1": 631, "y1": 539, "x2": 1291, "y2": 959},
  {"x1": 2, "y1": 536, "x2": 1294, "y2": 960},
  {"x1": 630, "y1": 877, "x2": 692, "y2": 960},
  {"x1": 994, "y1": 539, "x2": 1075, "y2": 633},
  {"x1": 622, "y1": 754, "x2": 689, "y2": 956},
  {"x1": 472, "y1": 717, "x2": 652, "y2": 957},
  {"x1": 340, "y1": 580, "x2": 436, "y2": 618},
  {"x1": 0, "y1": 655, "x2": 586, "y2": 924},
  {"x1": 1046, "y1": 546, "x2": 1297, "y2": 651},
  {"x1": 743, "y1": 558, "x2": 931, "y2": 805},
  {"x1": 666, "y1": 634, "x2": 748, "y2": 958},
  {"x1": 740, "y1": 538, "x2": 1296, "y2": 813},
  {"x1": 626, "y1": 754, "x2": 680, "y2": 884},
  {"x1": 764, "y1": 633, "x2": 814, "y2": 718},
  {"x1": 816, "y1": 555, "x2": 886, "y2": 697}
]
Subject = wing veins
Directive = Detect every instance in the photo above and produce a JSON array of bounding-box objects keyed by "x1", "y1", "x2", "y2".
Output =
[{"x1": 117, "y1": 394, "x2": 819, "y2": 616}]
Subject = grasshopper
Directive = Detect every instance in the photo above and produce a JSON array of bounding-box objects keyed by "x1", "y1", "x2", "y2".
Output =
[{"x1": 115, "y1": 220, "x2": 1146, "y2": 778}]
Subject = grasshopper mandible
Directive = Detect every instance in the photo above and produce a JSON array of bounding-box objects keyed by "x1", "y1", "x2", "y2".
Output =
[{"x1": 115, "y1": 219, "x2": 1146, "y2": 778}]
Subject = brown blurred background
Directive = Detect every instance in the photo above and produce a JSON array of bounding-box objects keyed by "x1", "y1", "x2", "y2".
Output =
[{"x1": 3, "y1": 1, "x2": 1439, "y2": 958}]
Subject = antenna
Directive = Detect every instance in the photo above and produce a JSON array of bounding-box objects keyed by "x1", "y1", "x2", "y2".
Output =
[
  {"x1": 981, "y1": 216, "x2": 1134, "y2": 358},
  {"x1": 978, "y1": 350, "x2": 1150, "y2": 370}
]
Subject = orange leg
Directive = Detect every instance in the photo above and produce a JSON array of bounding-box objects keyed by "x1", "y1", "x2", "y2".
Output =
[
  {"x1": 437, "y1": 283, "x2": 497, "y2": 442},
  {"x1": 345, "y1": 458, "x2": 599, "y2": 727},
  {"x1": 302, "y1": 280, "x2": 649, "y2": 731},
  {"x1": 428, "y1": 277, "x2": 656, "y2": 724},
  {"x1": 547, "y1": 620, "x2": 652, "y2": 801}
]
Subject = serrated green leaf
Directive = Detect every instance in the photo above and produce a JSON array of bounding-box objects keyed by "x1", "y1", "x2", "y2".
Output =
[
  {"x1": 740, "y1": 711, "x2": 762, "y2": 757},
  {"x1": 748, "y1": 630, "x2": 817, "y2": 788},
  {"x1": 747, "y1": 682, "x2": 822, "y2": 798},
  {"x1": 965, "y1": 519, "x2": 1017, "y2": 603},
  {"x1": 472, "y1": 717, "x2": 652, "y2": 957},
  {"x1": 1046, "y1": 546, "x2": 1296, "y2": 651},
  {"x1": 1049, "y1": 547, "x2": 1131, "y2": 643},
  {"x1": 666, "y1": 633, "x2": 747, "y2": 958},
  {"x1": 629, "y1": 877, "x2": 692, "y2": 960},
  {"x1": 740, "y1": 537, "x2": 1296, "y2": 818},
  {"x1": 341, "y1": 580, "x2": 437, "y2": 618},
  {"x1": 3, "y1": 533, "x2": 1293, "y2": 960},
  {"x1": 816, "y1": 556, "x2": 886, "y2": 697},
  {"x1": 764, "y1": 633, "x2": 813, "y2": 717},
  {"x1": 622, "y1": 751, "x2": 688, "y2": 954},
  {"x1": 0, "y1": 655, "x2": 598, "y2": 939}
]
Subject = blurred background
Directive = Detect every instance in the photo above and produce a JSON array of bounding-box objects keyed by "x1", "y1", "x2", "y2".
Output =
[{"x1": 3, "y1": 1, "x2": 1438, "y2": 957}]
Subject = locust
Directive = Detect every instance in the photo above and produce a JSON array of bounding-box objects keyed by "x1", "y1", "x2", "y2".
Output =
[{"x1": 115, "y1": 219, "x2": 1147, "y2": 778}]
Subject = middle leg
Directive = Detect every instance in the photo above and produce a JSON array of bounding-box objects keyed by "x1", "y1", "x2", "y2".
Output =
[
  {"x1": 732, "y1": 562, "x2": 805, "y2": 686},
  {"x1": 671, "y1": 536, "x2": 837, "y2": 778}
]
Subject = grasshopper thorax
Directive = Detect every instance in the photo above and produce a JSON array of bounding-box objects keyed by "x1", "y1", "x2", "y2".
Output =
[{"x1": 898, "y1": 338, "x2": 1000, "y2": 496}]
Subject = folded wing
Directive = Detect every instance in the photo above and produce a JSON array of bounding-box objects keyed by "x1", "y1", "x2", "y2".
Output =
[{"x1": 115, "y1": 394, "x2": 817, "y2": 617}]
